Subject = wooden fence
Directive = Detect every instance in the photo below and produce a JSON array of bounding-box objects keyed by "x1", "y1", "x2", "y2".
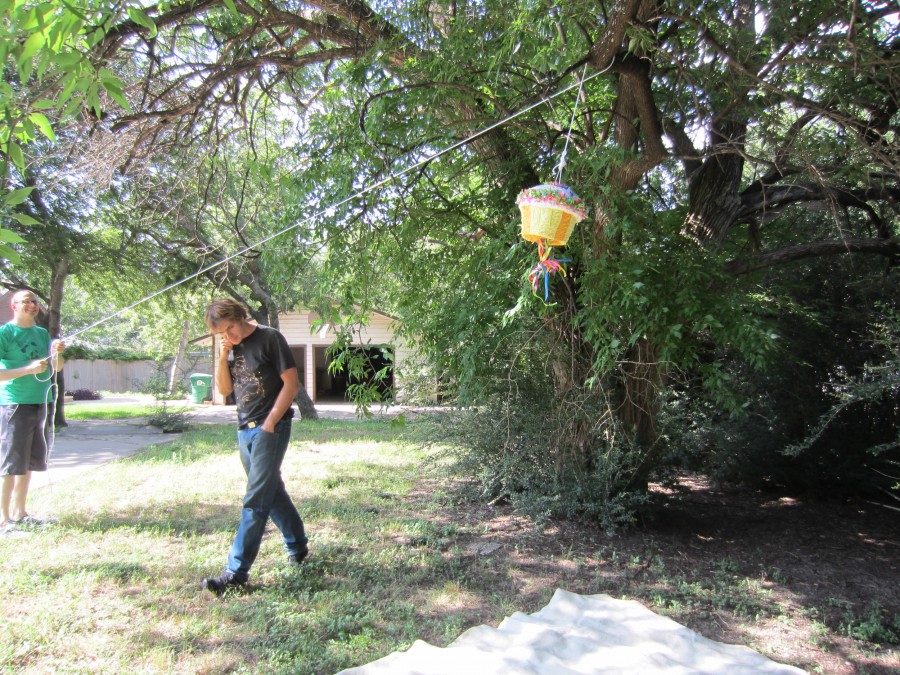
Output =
[{"x1": 63, "y1": 356, "x2": 213, "y2": 394}]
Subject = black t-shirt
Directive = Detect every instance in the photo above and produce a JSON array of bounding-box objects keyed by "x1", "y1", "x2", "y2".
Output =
[{"x1": 227, "y1": 325, "x2": 297, "y2": 427}]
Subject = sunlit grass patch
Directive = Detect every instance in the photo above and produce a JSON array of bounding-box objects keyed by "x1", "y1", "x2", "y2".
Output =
[
  {"x1": 426, "y1": 579, "x2": 481, "y2": 612},
  {"x1": 0, "y1": 416, "x2": 863, "y2": 674},
  {"x1": 63, "y1": 403, "x2": 161, "y2": 420},
  {"x1": 1, "y1": 418, "x2": 486, "y2": 673}
]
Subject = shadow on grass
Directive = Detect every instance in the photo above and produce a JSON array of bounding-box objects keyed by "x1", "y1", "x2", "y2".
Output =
[
  {"x1": 63, "y1": 459, "x2": 421, "y2": 541},
  {"x1": 10, "y1": 417, "x2": 898, "y2": 675}
]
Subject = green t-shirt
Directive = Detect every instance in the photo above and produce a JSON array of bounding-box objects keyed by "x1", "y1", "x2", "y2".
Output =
[{"x1": 0, "y1": 322, "x2": 52, "y2": 405}]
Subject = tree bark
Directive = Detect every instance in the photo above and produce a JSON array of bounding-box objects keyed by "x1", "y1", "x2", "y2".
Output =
[
  {"x1": 725, "y1": 238, "x2": 899, "y2": 276},
  {"x1": 294, "y1": 388, "x2": 319, "y2": 421},
  {"x1": 49, "y1": 260, "x2": 68, "y2": 427},
  {"x1": 168, "y1": 319, "x2": 190, "y2": 394}
]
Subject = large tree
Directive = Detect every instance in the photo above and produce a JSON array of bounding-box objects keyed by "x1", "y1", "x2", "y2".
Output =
[{"x1": 35, "y1": 0, "x2": 899, "y2": 508}]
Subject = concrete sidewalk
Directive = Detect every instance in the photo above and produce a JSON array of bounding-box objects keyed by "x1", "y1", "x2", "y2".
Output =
[
  {"x1": 41, "y1": 419, "x2": 181, "y2": 487},
  {"x1": 35, "y1": 401, "x2": 401, "y2": 489}
]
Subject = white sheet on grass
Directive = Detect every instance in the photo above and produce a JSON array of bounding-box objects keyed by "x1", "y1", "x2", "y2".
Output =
[{"x1": 338, "y1": 589, "x2": 805, "y2": 675}]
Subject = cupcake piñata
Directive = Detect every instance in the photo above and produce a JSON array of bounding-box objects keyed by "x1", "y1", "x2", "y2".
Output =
[{"x1": 516, "y1": 182, "x2": 587, "y2": 246}]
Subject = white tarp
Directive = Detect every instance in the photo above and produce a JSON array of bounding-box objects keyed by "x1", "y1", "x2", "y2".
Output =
[{"x1": 339, "y1": 589, "x2": 805, "y2": 675}]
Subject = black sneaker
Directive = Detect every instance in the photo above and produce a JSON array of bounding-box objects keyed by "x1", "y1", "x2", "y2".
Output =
[
  {"x1": 288, "y1": 546, "x2": 309, "y2": 565},
  {"x1": 202, "y1": 572, "x2": 245, "y2": 595}
]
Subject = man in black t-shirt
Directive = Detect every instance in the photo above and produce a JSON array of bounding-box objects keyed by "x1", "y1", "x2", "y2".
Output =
[{"x1": 200, "y1": 298, "x2": 309, "y2": 595}]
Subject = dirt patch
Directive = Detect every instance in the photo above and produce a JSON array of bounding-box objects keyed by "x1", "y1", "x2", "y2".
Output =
[{"x1": 410, "y1": 476, "x2": 900, "y2": 674}]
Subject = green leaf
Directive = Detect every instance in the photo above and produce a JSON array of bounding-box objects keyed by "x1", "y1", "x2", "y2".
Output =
[
  {"x1": 16, "y1": 117, "x2": 36, "y2": 143},
  {"x1": 86, "y1": 82, "x2": 102, "y2": 118},
  {"x1": 8, "y1": 214, "x2": 39, "y2": 227},
  {"x1": 102, "y1": 82, "x2": 130, "y2": 111},
  {"x1": 28, "y1": 112, "x2": 54, "y2": 142},
  {"x1": 2, "y1": 187, "x2": 34, "y2": 206},
  {"x1": 53, "y1": 51, "x2": 83, "y2": 68},
  {"x1": 62, "y1": 92, "x2": 84, "y2": 119},
  {"x1": 0, "y1": 227, "x2": 26, "y2": 242},
  {"x1": 0, "y1": 243, "x2": 21, "y2": 263},
  {"x1": 17, "y1": 54, "x2": 34, "y2": 83},
  {"x1": 4, "y1": 141, "x2": 25, "y2": 171},
  {"x1": 87, "y1": 25, "x2": 106, "y2": 48},
  {"x1": 127, "y1": 7, "x2": 158, "y2": 38},
  {"x1": 20, "y1": 30, "x2": 45, "y2": 63},
  {"x1": 57, "y1": 73, "x2": 78, "y2": 108},
  {"x1": 32, "y1": 99, "x2": 55, "y2": 110}
]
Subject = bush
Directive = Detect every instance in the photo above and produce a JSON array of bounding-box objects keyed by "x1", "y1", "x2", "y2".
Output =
[
  {"x1": 62, "y1": 344, "x2": 156, "y2": 361},
  {"x1": 417, "y1": 379, "x2": 647, "y2": 532},
  {"x1": 66, "y1": 388, "x2": 102, "y2": 401},
  {"x1": 147, "y1": 402, "x2": 193, "y2": 433},
  {"x1": 663, "y1": 304, "x2": 900, "y2": 499},
  {"x1": 139, "y1": 374, "x2": 187, "y2": 401}
]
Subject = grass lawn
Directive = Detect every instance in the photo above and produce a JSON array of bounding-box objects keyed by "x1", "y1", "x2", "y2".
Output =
[
  {"x1": 1, "y1": 418, "x2": 896, "y2": 674},
  {"x1": 1, "y1": 419, "x2": 476, "y2": 674},
  {"x1": 63, "y1": 397, "x2": 189, "y2": 421}
]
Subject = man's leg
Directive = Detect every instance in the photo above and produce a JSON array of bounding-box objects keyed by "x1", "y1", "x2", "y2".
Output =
[
  {"x1": 1, "y1": 474, "x2": 13, "y2": 525},
  {"x1": 10, "y1": 471, "x2": 31, "y2": 521},
  {"x1": 0, "y1": 404, "x2": 31, "y2": 526},
  {"x1": 269, "y1": 480, "x2": 308, "y2": 559},
  {"x1": 225, "y1": 419, "x2": 293, "y2": 580},
  {"x1": 265, "y1": 419, "x2": 307, "y2": 559}
]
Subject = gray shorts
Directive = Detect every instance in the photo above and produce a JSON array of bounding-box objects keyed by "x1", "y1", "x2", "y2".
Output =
[{"x1": 0, "y1": 404, "x2": 50, "y2": 475}]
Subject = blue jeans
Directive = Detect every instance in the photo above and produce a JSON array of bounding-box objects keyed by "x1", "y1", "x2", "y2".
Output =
[{"x1": 226, "y1": 419, "x2": 307, "y2": 581}]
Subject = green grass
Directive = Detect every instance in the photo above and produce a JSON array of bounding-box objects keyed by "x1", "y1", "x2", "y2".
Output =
[
  {"x1": 0, "y1": 419, "x2": 499, "y2": 674},
  {"x1": 2, "y1": 417, "x2": 893, "y2": 673},
  {"x1": 63, "y1": 402, "x2": 163, "y2": 420}
]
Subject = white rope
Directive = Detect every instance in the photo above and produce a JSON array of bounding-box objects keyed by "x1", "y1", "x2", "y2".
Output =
[
  {"x1": 10, "y1": 358, "x2": 62, "y2": 504},
  {"x1": 42, "y1": 370, "x2": 59, "y2": 496},
  {"x1": 62, "y1": 64, "x2": 609, "y2": 343},
  {"x1": 553, "y1": 64, "x2": 590, "y2": 184}
]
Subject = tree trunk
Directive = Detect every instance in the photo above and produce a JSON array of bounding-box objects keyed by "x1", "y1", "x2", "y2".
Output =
[
  {"x1": 49, "y1": 260, "x2": 68, "y2": 427},
  {"x1": 52, "y1": 370, "x2": 67, "y2": 428},
  {"x1": 682, "y1": 119, "x2": 747, "y2": 244},
  {"x1": 294, "y1": 387, "x2": 319, "y2": 421},
  {"x1": 168, "y1": 319, "x2": 190, "y2": 394},
  {"x1": 619, "y1": 339, "x2": 662, "y2": 490}
]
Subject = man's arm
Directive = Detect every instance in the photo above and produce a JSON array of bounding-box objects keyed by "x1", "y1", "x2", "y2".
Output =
[
  {"x1": 215, "y1": 338, "x2": 235, "y2": 397},
  {"x1": 0, "y1": 359, "x2": 49, "y2": 381},
  {"x1": 261, "y1": 367, "x2": 299, "y2": 433},
  {"x1": 50, "y1": 340, "x2": 64, "y2": 371}
]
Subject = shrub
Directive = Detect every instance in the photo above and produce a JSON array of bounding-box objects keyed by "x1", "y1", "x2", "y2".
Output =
[
  {"x1": 62, "y1": 344, "x2": 157, "y2": 361},
  {"x1": 147, "y1": 403, "x2": 193, "y2": 433},
  {"x1": 417, "y1": 379, "x2": 647, "y2": 532},
  {"x1": 665, "y1": 304, "x2": 900, "y2": 498},
  {"x1": 66, "y1": 388, "x2": 102, "y2": 401},
  {"x1": 139, "y1": 374, "x2": 187, "y2": 401}
]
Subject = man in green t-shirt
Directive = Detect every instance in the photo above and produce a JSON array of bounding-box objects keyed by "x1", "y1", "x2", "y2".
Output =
[{"x1": 0, "y1": 290, "x2": 64, "y2": 532}]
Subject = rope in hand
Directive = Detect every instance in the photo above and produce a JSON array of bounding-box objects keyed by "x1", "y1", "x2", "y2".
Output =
[{"x1": 32, "y1": 344, "x2": 63, "y2": 496}]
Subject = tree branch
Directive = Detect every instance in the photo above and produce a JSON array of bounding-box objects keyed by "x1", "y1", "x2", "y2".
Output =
[{"x1": 725, "y1": 238, "x2": 899, "y2": 276}]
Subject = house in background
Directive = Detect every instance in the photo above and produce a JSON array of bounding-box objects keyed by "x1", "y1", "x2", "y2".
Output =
[{"x1": 210, "y1": 308, "x2": 417, "y2": 404}]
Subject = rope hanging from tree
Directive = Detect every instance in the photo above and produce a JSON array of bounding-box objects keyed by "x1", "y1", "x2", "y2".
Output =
[{"x1": 516, "y1": 66, "x2": 589, "y2": 303}]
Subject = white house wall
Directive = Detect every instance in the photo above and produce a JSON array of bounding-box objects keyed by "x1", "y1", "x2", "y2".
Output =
[{"x1": 279, "y1": 310, "x2": 414, "y2": 403}]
